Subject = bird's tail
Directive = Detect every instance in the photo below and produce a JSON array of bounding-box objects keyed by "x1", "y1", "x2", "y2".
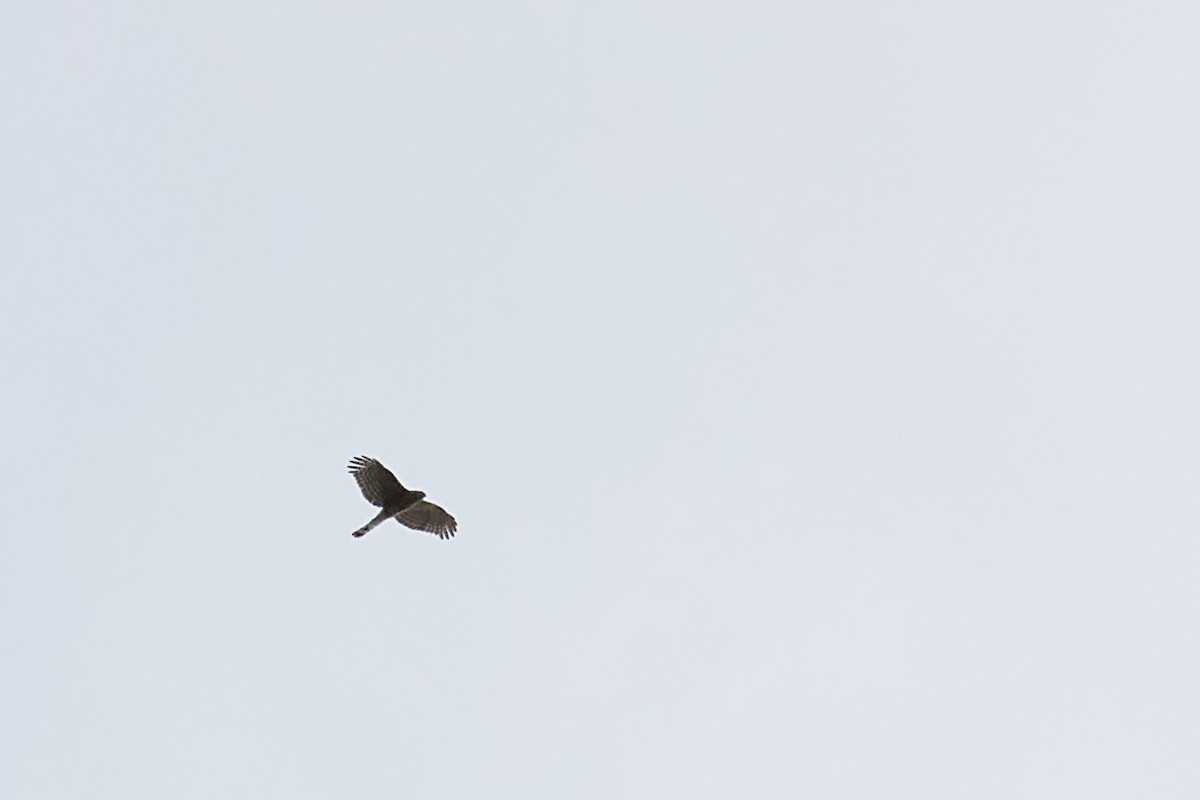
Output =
[{"x1": 352, "y1": 509, "x2": 391, "y2": 538}]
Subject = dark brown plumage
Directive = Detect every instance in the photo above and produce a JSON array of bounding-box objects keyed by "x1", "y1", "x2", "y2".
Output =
[{"x1": 347, "y1": 456, "x2": 457, "y2": 540}]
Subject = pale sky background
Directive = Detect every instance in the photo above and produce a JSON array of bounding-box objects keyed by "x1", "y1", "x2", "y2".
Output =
[{"x1": 3, "y1": 1, "x2": 1199, "y2": 797}]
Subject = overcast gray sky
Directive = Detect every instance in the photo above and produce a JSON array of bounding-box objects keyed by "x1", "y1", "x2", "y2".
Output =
[{"x1": 3, "y1": 1, "x2": 1199, "y2": 797}]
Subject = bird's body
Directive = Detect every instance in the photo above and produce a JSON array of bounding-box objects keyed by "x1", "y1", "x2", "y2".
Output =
[{"x1": 347, "y1": 455, "x2": 457, "y2": 539}]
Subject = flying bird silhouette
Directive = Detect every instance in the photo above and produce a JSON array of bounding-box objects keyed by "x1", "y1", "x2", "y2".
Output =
[{"x1": 347, "y1": 456, "x2": 457, "y2": 540}]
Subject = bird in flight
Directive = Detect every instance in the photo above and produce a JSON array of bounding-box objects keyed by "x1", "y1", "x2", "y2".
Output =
[{"x1": 347, "y1": 456, "x2": 457, "y2": 540}]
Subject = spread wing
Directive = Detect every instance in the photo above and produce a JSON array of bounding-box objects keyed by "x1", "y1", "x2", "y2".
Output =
[
  {"x1": 348, "y1": 456, "x2": 409, "y2": 508},
  {"x1": 397, "y1": 500, "x2": 457, "y2": 540}
]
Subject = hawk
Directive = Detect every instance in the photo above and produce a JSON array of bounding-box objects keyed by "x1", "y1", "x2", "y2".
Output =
[{"x1": 347, "y1": 455, "x2": 457, "y2": 540}]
